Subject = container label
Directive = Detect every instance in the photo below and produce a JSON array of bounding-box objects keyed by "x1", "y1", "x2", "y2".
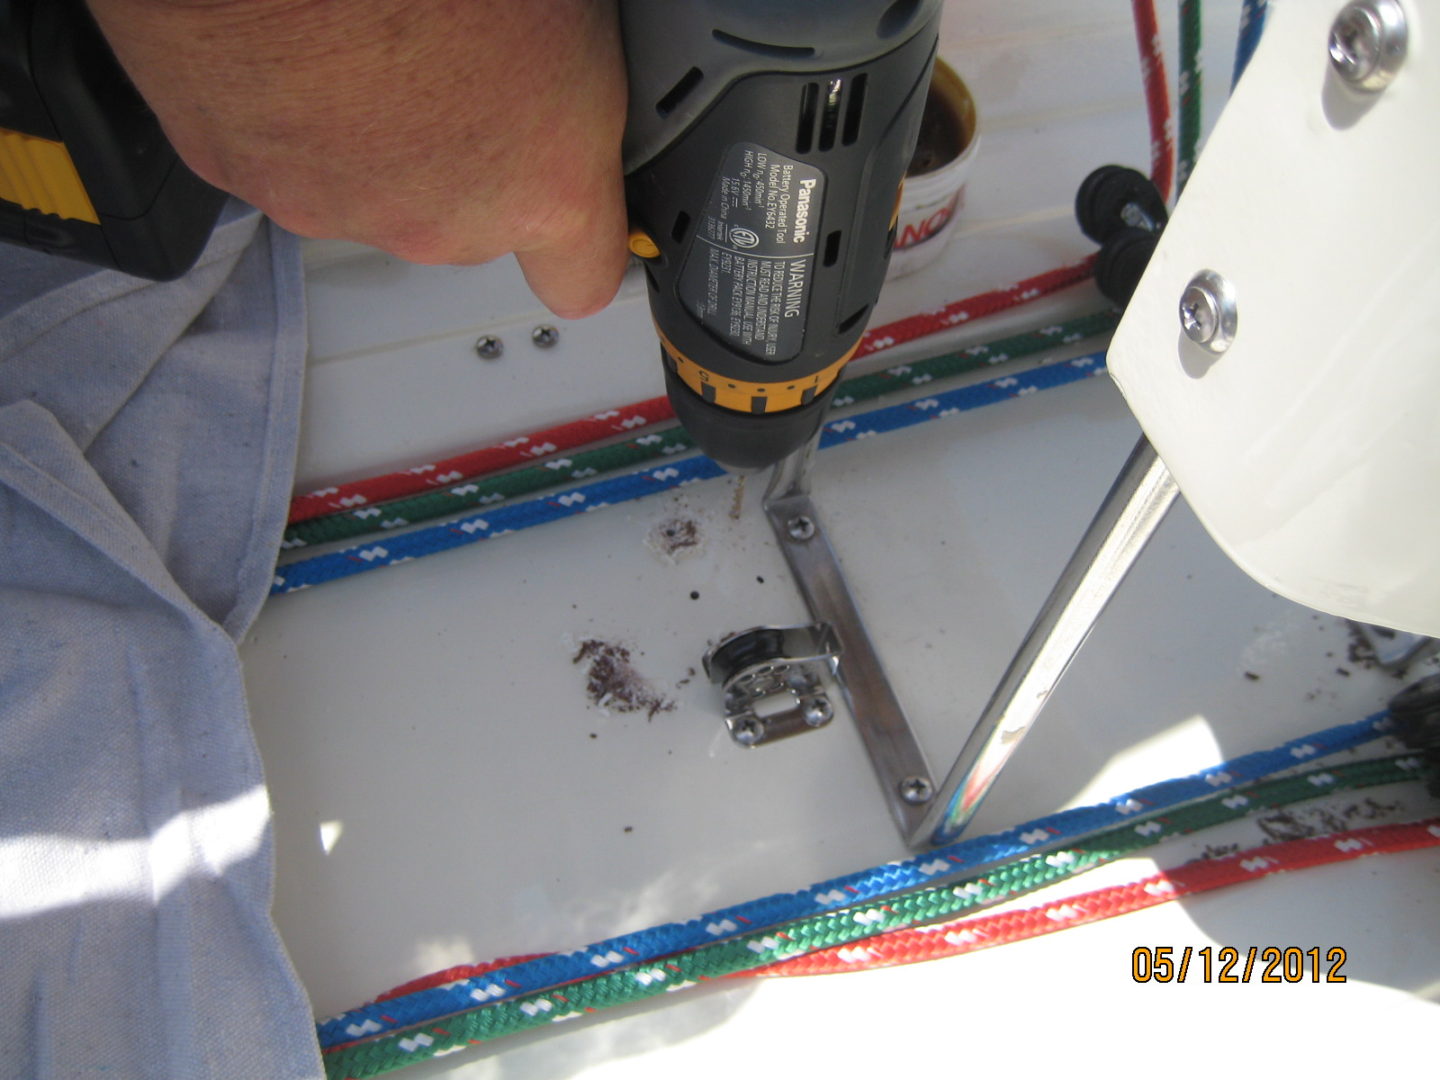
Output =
[{"x1": 677, "y1": 142, "x2": 825, "y2": 363}]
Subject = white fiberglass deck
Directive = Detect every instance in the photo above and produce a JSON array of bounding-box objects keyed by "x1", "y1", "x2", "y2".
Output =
[{"x1": 241, "y1": 3, "x2": 1440, "y2": 1075}]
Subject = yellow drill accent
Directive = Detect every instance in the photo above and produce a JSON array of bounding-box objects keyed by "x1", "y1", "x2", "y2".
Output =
[
  {"x1": 628, "y1": 228, "x2": 660, "y2": 259},
  {"x1": 0, "y1": 128, "x2": 99, "y2": 224},
  {"x1": 659, "y1": 326, "x2": 858, "y2": 413}
]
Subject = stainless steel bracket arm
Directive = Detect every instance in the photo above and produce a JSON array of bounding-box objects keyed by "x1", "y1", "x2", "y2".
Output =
[
  {"x1": 916, "y1": 435, "x2": 1178, "y2": 847},
  {"x1": 763, "y1": 433, "x2": 1177, "y2": 850},
  {"x1": 763, "y1": 439, "x2": 936, "y2": 839}
]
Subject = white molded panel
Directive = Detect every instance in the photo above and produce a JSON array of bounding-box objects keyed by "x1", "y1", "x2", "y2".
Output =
[{"x1": 1109, "y1": 0, "x2": 1440, "y2": 634}]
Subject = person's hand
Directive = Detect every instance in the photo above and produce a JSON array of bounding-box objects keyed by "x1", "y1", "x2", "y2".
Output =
[{"x1": 86, "y1": 0, "x2": 629, "y2": 318}]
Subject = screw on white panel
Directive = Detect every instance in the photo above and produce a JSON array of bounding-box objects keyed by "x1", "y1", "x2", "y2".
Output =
[
  {"x1": 475, "y1": 335, "x2": 503, "y2": 359},
  {"x1": 1179, "y1": 270, "x2": 1237, "y2": 355},
  {"x1": 1329, "y1": 0, "x2": 1407, "y2": 91},
  {"x1": 532, "y1": 325, "x2": 560, "y2": 348}
]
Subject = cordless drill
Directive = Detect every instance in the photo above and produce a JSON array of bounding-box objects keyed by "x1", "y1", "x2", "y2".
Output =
[
  {"x1": 620, "y1": 0, "x2": 942, "y2": 470},
  {"x1": 2, "y1": 0, "x2": 940, "y2": 477},
  {"x1": 0, "y1": 0, "x2": 224, "y2": 280}
]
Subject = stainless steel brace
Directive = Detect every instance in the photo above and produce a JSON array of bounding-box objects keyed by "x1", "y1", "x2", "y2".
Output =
[{"x1": 760, "y1": 432, "x2": 1179, "y2": 849}]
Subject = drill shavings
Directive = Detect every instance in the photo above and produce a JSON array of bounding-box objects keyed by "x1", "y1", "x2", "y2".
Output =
[
  {"x1": 729, "y1": 475, "x2": 746, "y2": 520},
  {"x1": 646, "y1": 515, "x2": 702, "y2": 562},
  {"x1": 573, "y1": 639, "x2": 675, "y2": 720}
]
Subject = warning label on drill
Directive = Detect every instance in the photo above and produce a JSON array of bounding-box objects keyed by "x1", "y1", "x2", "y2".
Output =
[{"x1": 677, "y1": 142, "x2": 826, "y2": 363}]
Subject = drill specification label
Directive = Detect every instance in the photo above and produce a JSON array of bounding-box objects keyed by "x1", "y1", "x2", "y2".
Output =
[{"x1": 677, "y1": 142, "x2": 826, "y2": 363}]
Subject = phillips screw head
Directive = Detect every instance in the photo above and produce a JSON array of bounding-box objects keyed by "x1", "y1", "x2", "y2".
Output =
[
  {"x1": 900, "y1": 776, "x2": 935, "y2": 804},
  {"x1": 802, "y1": 697, "x2": 834, "y2": 728},
  {"x1": 732, "y1": 717, "x2": 765, "y2": 746},
  {"x1": 1179, "y1": 270, "x2": 1237, "y2": 354},
  {"x1": 1330, "y1": 0, "x2": 1407, "y2": 91},
  {"x1": 786, "y1": 516, "x2": 817, "y2": 542}
]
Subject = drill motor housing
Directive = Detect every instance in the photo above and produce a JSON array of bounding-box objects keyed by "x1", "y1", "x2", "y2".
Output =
[{"x1": 621, "y1": 0, "x2": 942, "y2": 470}]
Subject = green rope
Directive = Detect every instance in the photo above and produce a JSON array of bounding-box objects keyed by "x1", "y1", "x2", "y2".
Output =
[
  {"x1": 286, "y1": 426, "x2": 697, "y2": 546},
  {"x1": 284, "y1": 309, "x2": 1121, "y2": 549},
  {"x1": 323, "y1": 753, "x2": 1427, "y2": 1077},
  {"x1": 1178, "y1": 0, "x2": 1203, "y2": 191}
]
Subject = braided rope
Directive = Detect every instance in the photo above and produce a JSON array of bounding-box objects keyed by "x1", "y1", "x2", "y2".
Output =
[
  {"x1": 283, "y1": 310, "x2": 1121, "y2": 550},
  {"x1": 845, "y1": 258, "x2": 1097, "y2": 359},
  {"x1": 1177, "y1": 0, "x2": 1203, "y2": 191},
  {"x1": 753, "y1": 817, "x2": 1440, "y2": 976},
  {"x1": 287, "y1": 262, "x2": 1100, "y2": 525},
  {"x1": 1233, "y1": 0, "x2": 1267, "y2": 88},
  {"x1": 316, "y1": 712, "x2": 1391, "y2": 1048},
  {"x1": 273, "y1": 346, "x2": 1111, "y2": 594},
  {"x1": 321, "y1": 751, "x2": 1425, "y2": 1076},
  {"x1": 1132, "y1": 0, "x2": 1175, "y2": 203}
]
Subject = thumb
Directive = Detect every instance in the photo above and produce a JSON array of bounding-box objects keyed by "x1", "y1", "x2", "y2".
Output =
[{"x1": 515, "y1": 168, "x2": 629, "y2": 320}]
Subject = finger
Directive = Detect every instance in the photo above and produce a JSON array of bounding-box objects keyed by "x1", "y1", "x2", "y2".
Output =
[{"x1": 515, "y1": 167, "x2": 629, "y2": 319}]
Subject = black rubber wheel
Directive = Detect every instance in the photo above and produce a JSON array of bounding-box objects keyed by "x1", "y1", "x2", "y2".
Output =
[
  {"x1": 1388, "y1": 673, "x2": 1440, "y2": 795},
  {"x1": 1095, "y1": 227, "x2": 1159, "y2": 306},
  {"x1": 1075, "y1": 165, "x2": 1168, "y2": 244},
  {"x1": 1389, "y1": 674, "x2": 1440, "y2": 745}
]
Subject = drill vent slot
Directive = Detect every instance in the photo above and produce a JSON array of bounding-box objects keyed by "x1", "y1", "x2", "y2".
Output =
[
  {"x1": 823, "y1": 230, "x2": 842, "y2": 267},
  {"x1": 711, "y1": 29, "x2": 816, "y2": 60},
  {"x1": 842, "y1": 74, "x2": 867, "y2": 145},
  {"x1": 796, "y1": 83, "x2": 819, "y2": 154},
  {"x1": 838, "y1": 304, "x2": 869, "y2": 335},
  {"x1": 671, "y1": 211, "x2": 692, "y2": 243},
  {"x1": 817, "y1": 79, "x2": 843, "y2": 151},
  {"x1": 798, "y1": 77, "x2": 866, "y2": 153},
  {"x1": 656, "y1": 67, "x2": 704, "y2": 118}
]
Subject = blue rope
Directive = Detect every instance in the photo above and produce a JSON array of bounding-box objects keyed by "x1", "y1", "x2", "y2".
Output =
[
  {"x1": 1232, "y1": 0, "x2": 1267, "y2": 88},
  {"x1": 274, "y1": 352, "x2": 1108, "y2": 595},
  {"x1": 318, "y1": 709, "x2": 1393, "y2": 1046},
  {"x1": 272, "y1": 455, "x2": 725, "y2": 593}
]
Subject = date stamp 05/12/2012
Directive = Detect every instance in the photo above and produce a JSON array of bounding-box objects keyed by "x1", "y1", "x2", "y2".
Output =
[{"x1": 1132, "y1": 946, "x2": 1348, "y2": 984}]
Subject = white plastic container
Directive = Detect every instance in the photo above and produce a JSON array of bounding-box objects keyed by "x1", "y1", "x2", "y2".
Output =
[{"x1": 888, "y1": 58, "x2": 980, "y2": 278}]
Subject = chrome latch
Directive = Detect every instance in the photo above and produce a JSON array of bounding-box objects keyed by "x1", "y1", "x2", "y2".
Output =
[{"x1": 703, "y1": 624, "x2": 841, "y2": 747}]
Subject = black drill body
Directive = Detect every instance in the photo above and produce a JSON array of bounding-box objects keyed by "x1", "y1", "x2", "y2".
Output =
[
  {"x1": 0, "y1": 0, "x2": 223, "y2": 279},
  {"x1": 621, "y1": 0, "x2": 942, "y2": 471},
  {"x1": 2, "y1": 0, "x2": 941, "y2": 481}
]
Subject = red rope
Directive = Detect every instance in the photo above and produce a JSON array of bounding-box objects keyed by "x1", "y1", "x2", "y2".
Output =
[
  {"x1": 287, "y1": 399, "x2": 675, "y2": 523},
  {"x1": 286, "y1": 259, "x2": 1098, "y2": 523},
  {"x1": 851, "y1": 256, "x2": 1097, "y2": 358},
  {"x1": 747, "y1": 819, "x2": 1440, "y2": 976},
  {"x1": 1132, "y1": 0, "x2": 1175, "y2": 203},
  {"x1": 370, "y1": 954, "x2": 549, "y2": 1004},
  {"x1": 359, "y1": 820, "x2": 1440, "y2": 1006}
]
